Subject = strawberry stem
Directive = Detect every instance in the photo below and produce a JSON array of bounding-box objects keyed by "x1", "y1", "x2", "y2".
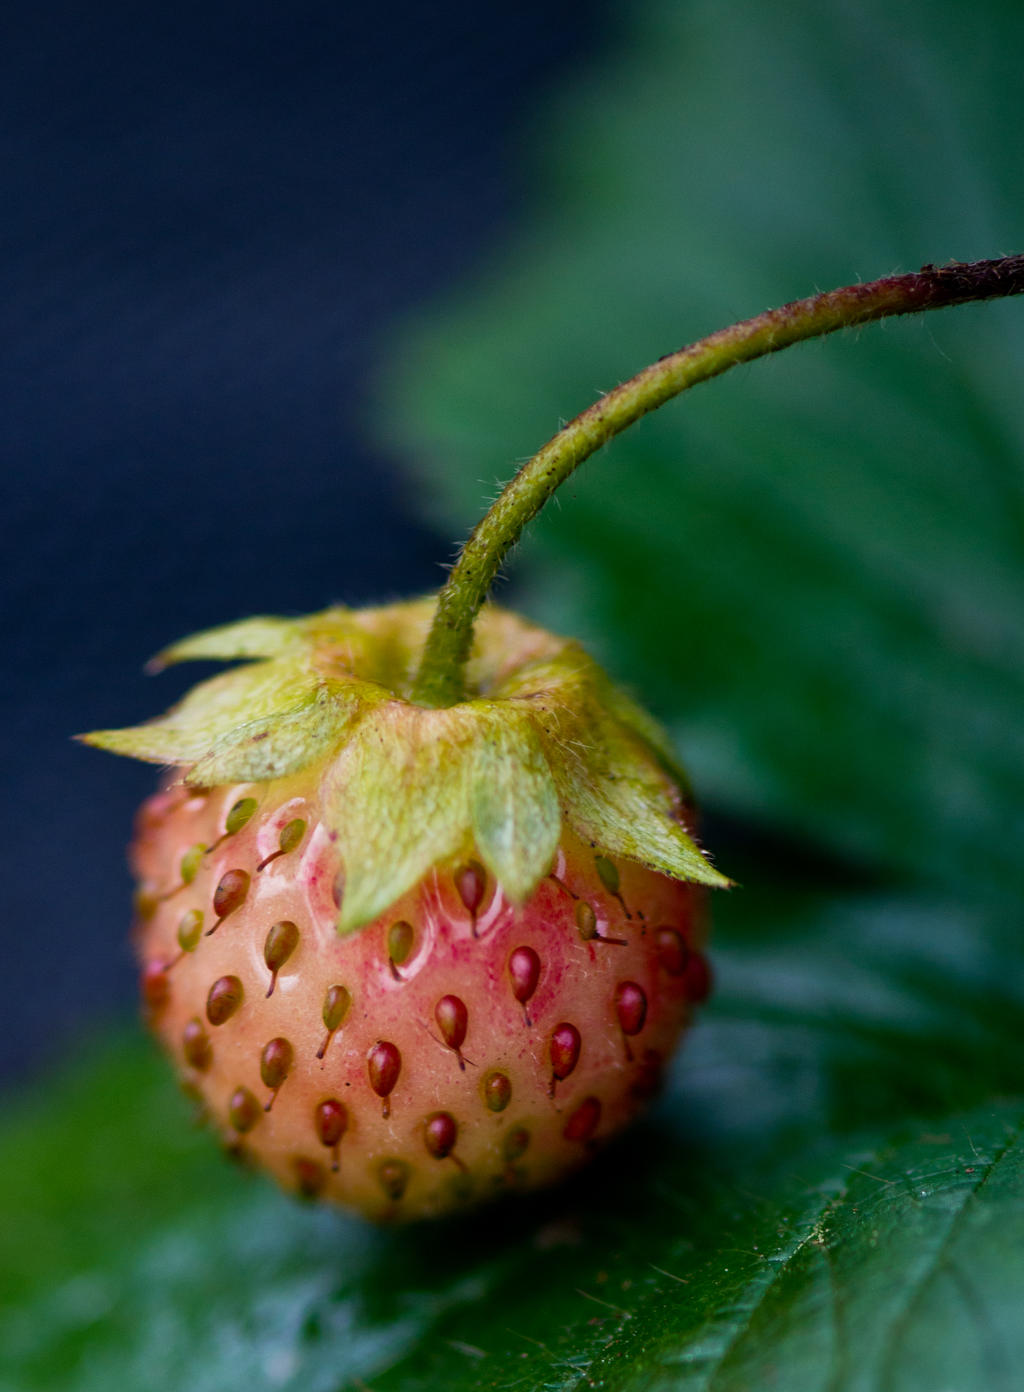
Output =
[{"x1": 411, "y1": 254, "x2": 1024, "y2": 709}]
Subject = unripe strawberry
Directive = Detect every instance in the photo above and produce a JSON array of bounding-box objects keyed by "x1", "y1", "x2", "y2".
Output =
[{"x1": 84, "y1": 600, "x2": 726, "y2": 1221}]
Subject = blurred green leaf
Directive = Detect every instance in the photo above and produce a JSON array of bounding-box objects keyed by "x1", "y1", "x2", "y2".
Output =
[
  {"x1": 379, "y1": 0, "x2": 1024, "y2": 903},
  {"x1": 4, "y1": 882, "x2": 1024, "y2": 1391}
]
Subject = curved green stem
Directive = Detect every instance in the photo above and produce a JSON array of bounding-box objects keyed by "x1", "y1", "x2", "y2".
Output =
[{"x1": 411, "y1": 254, "x2": 1024, "y2": 708}]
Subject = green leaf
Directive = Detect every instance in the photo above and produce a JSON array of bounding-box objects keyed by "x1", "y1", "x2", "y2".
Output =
[
  {"x1": 5, "y1": 883, "x2": 1024, "y2": 1391},
  {"x1": 379, "y1": 0, "x2": 1024, "y2": 905}
]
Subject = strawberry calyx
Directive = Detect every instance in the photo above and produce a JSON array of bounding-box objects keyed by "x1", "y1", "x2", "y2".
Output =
[{"x1": 80, "y1": 599, "x2": 729, "y2": 932}]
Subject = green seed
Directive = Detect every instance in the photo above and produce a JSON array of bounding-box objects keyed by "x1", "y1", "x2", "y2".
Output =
[
  {"x1": 595, "y1": 855, "x2": 620, "y2": 895},
  {"x1": 575, "y1": 900, "x2": 598, "y2": 940},
  {"x1": 322, "y1": 984, "x2": 351, "y2": 1032},
  {"x1": 225, "y1": 797, "x2": 258, "y2": 836},
  {"x1": 483, "y1": 1071, "x2": 511, "y2": 1112},
  {"x1": 388, "y1": 920, "x2": 415, "y2": 967},
  {"x1": 177, "y1": 908, "x2": 204, "y2": 952},
  {"x1": 180, "y1": 843, "x2": 206, "y2": 885},
  {"x1": 278, "y1": 818, "x2": 305, "y2": 854}
]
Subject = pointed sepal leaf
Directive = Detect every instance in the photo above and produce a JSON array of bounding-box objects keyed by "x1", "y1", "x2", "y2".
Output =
[
  {"x1": 554, "y1": 731, "x2": 730, "y2": 889},
  {"x1": 468, "y1": 708, "x2": 561, "y2": 903},
  {"x1": 80, "y1": 660, "x2": 320, "y2": 767},
  {"x1": 327, "y1": 704, "x2": 477, "y2": 932},
  {"x1": 495, "y1": 651, "x2": 729, "y2": 890},
  {"x1": 186, "y1": 683, "x2": 385, "y2": 785},
  {"x1": 150, "y1": 616, "x2": 311, "y2": 669},
  {"x1": 603, "y1": 684, "x2": 695, "y2": 799}
]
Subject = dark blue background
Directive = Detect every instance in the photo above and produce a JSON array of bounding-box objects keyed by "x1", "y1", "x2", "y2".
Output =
[{"x1": 1, "y1": 1, "x2": 602, "y2": 1086}]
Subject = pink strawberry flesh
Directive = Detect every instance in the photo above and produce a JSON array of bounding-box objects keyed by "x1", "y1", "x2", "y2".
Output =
[{"x1": 133, "y1": 775, "x2": 708, "y2": 1222}]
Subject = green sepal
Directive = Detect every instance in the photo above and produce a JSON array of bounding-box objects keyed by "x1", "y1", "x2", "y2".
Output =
[
  {"x1": 148, "y1": 616, "x2": 308, "y2": 669},
  {"x1": 494, "y1": 652, "x2": 729, "y2": 891},
  {"x1": 82, "y1": 600, "x2": 728, "y2": 933},
  {"x1": 325, "y1": 702, "x2": 561, "y2": 932},
  {"x1": 467, "y1": 708, "x2": 562, "y2": 905},
  {"x1": 602, "y1": 684, "x2": 695, "y2": 800},
  {"x1": 80, "y1": 659, "x2": 319, "y2": 765},
  {"x1": 187, "y1": 682, "x2": 387, "y2": 785},
  {"x1": 554, "y1": 727, "x2": 727, "y2": 889},
  {"x1": 324, "y1": 703, "x2": 472, "y2": 932}
]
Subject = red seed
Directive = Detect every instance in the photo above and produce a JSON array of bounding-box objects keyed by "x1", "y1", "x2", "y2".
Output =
[
  {"x1": 293, "y1": 1157, "x2": 326, "y2": 1198},
  {"x1": 141, "y1": 959, "x2": 170, "y2": 1010},
  {"x1": 228, "y1": 1085, "x2": 261, "y2": 1134},
  {"x1": 482, "y1": 1071, "x2": 512, "y2": 1112},
  {"x1": 435, "y1": 994, "x2": 468, "y2": 1067},
  {"x1": 378, "y1": 1159, "x2": 410, "y2": 1201},
  {"x1": 563, "y1": 1095, "x2": 602, "y2": 1143},
  {"x1": 456, "y1": 861, "x2": 486, "y2": 916},
  {"x1": 631, "y1": 1048, "x2": 665, "y2": 1102},
  {"x1": 367, "y1": 1041, "x2": 402, "y2": 1117},
  {"x1": 549, "y1": 1023, "x2": 581, "y2": 1094},
  {"x1": 508, "y1": 946, "x2": 541, "y2": 1023},
  {"x1": 182, "y1": 1017, "x2": 212, "y2": 1071},
  {"x1": 615, "y1": 981, "x2": 647, "y2": 1037},
  {"x1": 503, "y1": 1126, "x2": 530, "y2": 1163},
  {"x1": 424, "y1": 1111, "x2": 458, "y2": 1160},
  {"x1": 314, "y1": 1099, "x2": 348, "y2": 1170},
  {"x1": 615, "y1": 980, "x2": 648, "y2": 1060},
  {"x1": 655, "y1": 926, "x2": 689, "y2": 976},
  {"x1": 208, "y1": 868, "x2": 250, "y2": 931},
  {"x1": 206, "y1": 974, "x2": 244, "y2": 1026},
  {"x1": 260, "y1": 1037, "x2": 293, "y2": 1107},
  {"x1": 315, "y1": 1099, "x2": 348, "y2": 1147},
  {"x1": 684, "y1": 951, "x2": 713, "y2": 1003},
  {"x1": 263, "y1": 920, "x2": 299, "y2": 996}
]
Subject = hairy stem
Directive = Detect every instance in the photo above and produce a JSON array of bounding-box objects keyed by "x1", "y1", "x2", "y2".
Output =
[{"x1": 411, "y1": 254, "x2": 1024, "y2": 708}]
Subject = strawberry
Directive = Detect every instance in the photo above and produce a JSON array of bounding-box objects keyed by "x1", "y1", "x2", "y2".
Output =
[
  {"x1": 78, "y1": 254, "x2": 1024, "y2": 1219},
  {"x1": 84, "y1": 599, "x2": 726, "y2": 1221}
]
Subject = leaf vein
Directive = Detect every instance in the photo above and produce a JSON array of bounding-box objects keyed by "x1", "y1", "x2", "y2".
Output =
[{"x1": 875, "y1": 1113, "x2": 1024, "y2": 1387}]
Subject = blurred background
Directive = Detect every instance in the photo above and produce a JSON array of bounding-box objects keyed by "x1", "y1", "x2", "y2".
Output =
[
  {"x1": 2, "y1": 0, "x2": 600, "y2": 1086},
  {"x1": 4, "y1": 0, "x2": 1024, "y2": 1096}
]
